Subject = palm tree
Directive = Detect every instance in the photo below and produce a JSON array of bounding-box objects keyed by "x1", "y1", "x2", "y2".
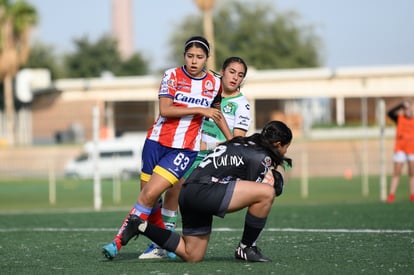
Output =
[{"x1": 0, "y1": 0, "x2": 37, "y2": 146}]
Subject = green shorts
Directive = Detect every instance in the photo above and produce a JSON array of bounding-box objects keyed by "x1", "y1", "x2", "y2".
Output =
[{"x1": 183, "y1": 150, "x2": 210, "y2": 179}]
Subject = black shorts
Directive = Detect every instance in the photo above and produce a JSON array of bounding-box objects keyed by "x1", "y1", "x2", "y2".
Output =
[{"x1": 178, "y1": 180, "x2": 236, "y2": 236}]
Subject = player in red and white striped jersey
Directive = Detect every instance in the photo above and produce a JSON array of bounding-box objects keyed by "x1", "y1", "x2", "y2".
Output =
[
  {"x1": 146, "y1": 64, "x2": 222, "y2": 150},
  {"x1": 102, "y1": 36, "x2": 232, "y2": 260}
]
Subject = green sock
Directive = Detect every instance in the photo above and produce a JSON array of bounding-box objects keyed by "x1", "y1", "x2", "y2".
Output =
[{"x1": 161, "y1": 208, "x2": 177, "y2": 231}]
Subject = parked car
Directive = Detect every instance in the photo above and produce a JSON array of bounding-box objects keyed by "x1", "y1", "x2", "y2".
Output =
[{"x1": 64, "y1": 134, "x2": 145, "y2": 180}]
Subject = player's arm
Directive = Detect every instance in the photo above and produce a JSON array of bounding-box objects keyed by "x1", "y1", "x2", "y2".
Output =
[
  {"x1": 159, "y1": 97, "x2": 224, "y2": 122},
  {"x1": 158, "y1": 70, "x2": 224, "y2": 120},
  {"x1": 248, "y1": 149, "x2": 285, "y2": 197},
  {"x1": 232, "y1": 99, "x2": 251, "y2": 138},
  {"x1": 233, "y1": 128, "x2": 247, "y2": 137},
  {"x1": 212, "y1": 105, "x2": 232, "y2": 140},
  {"x1": 208, "y1": 92, "x2": 232, "y2": 140},
  {"x1": 387, "y1": 102, "x2": 404, "y2": 122}
]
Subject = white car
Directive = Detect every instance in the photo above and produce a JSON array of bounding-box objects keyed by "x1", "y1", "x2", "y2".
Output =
[{"x1": 64, "y1": 135, "x2": 145, "y2": 180}]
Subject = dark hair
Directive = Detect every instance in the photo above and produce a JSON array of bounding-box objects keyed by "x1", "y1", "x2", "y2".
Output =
[
  {"x1": 261, "y1": 120, "x2": 292, "y2": 146},
  {"x1": 184, "y1": 36, "x2": 210, "y2": 56},
  {"x1": 222, "y1": 56, "x2": 248, "y2": 76},
  {"x1": 224, "y1": 120, "x2": 293, "y2": 169}
]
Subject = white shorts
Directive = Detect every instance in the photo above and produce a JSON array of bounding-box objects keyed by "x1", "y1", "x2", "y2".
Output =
[{"x1": 393, "y1": 151, "x2": 414, "y2": 163}]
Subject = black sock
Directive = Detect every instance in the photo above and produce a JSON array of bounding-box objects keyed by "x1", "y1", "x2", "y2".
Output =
[
  {"x1": 141, "y1": 222, "x2": 180, "y2": 252},
  {"x1": 241, "y1": 212, "x2": 267, "y2": 246}
]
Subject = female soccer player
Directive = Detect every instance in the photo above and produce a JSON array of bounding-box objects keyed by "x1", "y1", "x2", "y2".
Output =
[
  {"x1": 121, "y1": 120, "x2": 293, "y2": 262},
  {"x1": 102, "y1": 36, "x2": 232, "y2": 259},
  {"x1": 386, "y1": 100, "x2": 414, "y2": 203},
  {"x1": 140, "y1": 56, "x2": 252, "y2": 259}
]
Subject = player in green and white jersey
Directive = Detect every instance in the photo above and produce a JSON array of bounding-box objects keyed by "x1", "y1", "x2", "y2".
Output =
[
  {"x1": 188, "y1": 56, "x2": 251, "y2": 177},
  {"x1": 140, "y1": 57, "x2": 251, "y2": 259}
]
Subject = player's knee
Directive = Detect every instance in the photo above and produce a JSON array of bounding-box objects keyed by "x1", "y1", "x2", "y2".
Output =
[
  {"x1": 254, "y1": 188, "x2": 274, "y2": 213},
  {"x1": 261, "y1": 185, "x2": 275, "y2": 201},
  {"x1": 140, "y1": 188, "x2": 161, "y2": 206},
  {"x1": 185, "y1": 253, "x2": 204, "y2": 263}
]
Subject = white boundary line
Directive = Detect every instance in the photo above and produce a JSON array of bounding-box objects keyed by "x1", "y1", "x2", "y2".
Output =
[{"x1": 0, "y1": 227, "x2": 412, "y2": 233}]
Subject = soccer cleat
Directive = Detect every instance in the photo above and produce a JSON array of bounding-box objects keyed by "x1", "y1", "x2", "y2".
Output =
[
  {"x1": 387, "y1": 194, "x2": 395, "y2": 203},
  {"x1": 138, "y1": 243, "x2": 167, "y2": 259},
  {"x1": 234, "y1": 243, "x2": 272, "y2": 262},
  {"x1": 120, "y1": 214, "x2": 142, "y2": 245},
  {"x1": 166, "y1": 250, "x2": 177, "y2": 259},
  {"x1": 102, "y1": 242, "x2": 119, "y2": 260}
]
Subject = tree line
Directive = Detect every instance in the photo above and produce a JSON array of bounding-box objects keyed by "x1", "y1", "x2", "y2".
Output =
[
  {"x1": 23, "y1": 0, "x2": 322, "y2": 79},
  {"x1": 1, "y1": 0, "x2": 323, "y2": 145}
]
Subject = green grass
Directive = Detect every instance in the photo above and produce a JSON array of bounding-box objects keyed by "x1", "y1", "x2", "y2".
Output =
[
  {"x1": 1, "y1": 175, "x2": 409, "y2": 210},
  {"x1": 0, "y1": 176, "x2": 413, "y2": 274}
]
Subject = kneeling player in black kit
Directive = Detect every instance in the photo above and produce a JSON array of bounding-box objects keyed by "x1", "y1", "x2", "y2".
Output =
[{"x1": 119, "y1": 120, "x2": 292, "y2": 262}]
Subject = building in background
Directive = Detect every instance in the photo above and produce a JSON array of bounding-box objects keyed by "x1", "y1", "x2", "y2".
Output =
[{"x1": 24, "y1": 65, "x2": 414, "y2": 144}]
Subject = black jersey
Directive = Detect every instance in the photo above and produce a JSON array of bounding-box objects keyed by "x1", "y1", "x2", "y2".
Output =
[{"x1": 185, "y1": 141, "x2": 273, "y2": 185}]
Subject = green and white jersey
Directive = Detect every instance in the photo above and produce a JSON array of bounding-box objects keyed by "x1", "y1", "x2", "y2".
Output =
[
  {"x1": 183, "y1": 93, "x2": 251, "y2": 179},
  {"x1": 201, "y1": 93, "x2": 251, "y2": 144}
]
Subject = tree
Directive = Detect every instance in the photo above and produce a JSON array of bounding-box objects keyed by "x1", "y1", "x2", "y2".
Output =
[
  {"x1": 22, "y1": 41, "x2": 64, "y2": 79},
  {"x1": 117, "y1": 52, "x2": 148, "y2": 76},
  {"x1": 0, "y1": 0, "x2": 37, "y2": 146},
  {"x1": 64, "y1": 35, "x2": 149, "y2": 78},
  {"x1": 64, "y1": 35, "x2": 120, "y2": 78},
  {"x1": 169, "y1": 0, "x2": 322, "y2": 70}
]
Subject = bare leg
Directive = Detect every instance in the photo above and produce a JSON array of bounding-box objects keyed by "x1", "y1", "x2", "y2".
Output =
[
  {"x1": 407, "y1": 160, "x2": 414, "y2": 200},
  {"x1": 139, "y1": 173, "x2": 171, "y2": 207},
  {"x1": 138, "y1": 174, "x2": 176, "y2": 258},
  {"x1": 389, "y1": 162, "x2": 403, "y2": 195},
  {"x1": 176, "y1": 235, "x2": 210, "y2": 262},
  {"x1": 227, "y1": 180, "x2": 275, "y2": 217},
  {"x1": 163, "y1": 177, "x2": 183, "y2": 213}
]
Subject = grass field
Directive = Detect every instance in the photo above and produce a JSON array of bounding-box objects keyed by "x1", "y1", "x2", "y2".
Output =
[{"x1": 0, "y1": 176, "x2": 413, "y2": 274}]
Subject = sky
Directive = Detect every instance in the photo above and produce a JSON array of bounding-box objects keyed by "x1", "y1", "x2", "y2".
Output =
[{"x1": 26, "y1": 0, "x2": 414, "y2": 72}]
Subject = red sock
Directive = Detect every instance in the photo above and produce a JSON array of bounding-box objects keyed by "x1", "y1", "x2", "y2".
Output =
[
  {"x1": 148, "y1": 206, "x2": 166, "y2": 229},
  {"x1": 410, "y1": 194, "x2": 414, "y2": 202}
]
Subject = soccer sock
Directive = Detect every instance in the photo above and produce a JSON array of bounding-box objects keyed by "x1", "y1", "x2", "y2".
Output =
[
  {"x1": 133, "y1": 202, "x2": 152, "y2": 220},
  {"x1": 240, "y1": 212, "x2": 267, "y2": 247},
  {"x1": 148, "y1": 205, "x2": 166, "y2": 229},
  {"x1": 138, "y1": 220, "x2": 181, "y2": 253},
  {"x1": 161, "y1": 208, "x2": 178, "y2": 231},
  {"x1": 251, "y1": 232, "x2": 262, "y2": 247}
]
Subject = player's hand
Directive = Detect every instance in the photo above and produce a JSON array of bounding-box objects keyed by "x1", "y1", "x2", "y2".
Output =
[
  {"x1": 263, "y1": 169, "x2": 284, "y2": 197},
  {"x1": 262, "y1": 169, "x2": 275, "y2": 187},
  {"x1": 203, "y1": 108, "x2": 223, "y2": 122}
]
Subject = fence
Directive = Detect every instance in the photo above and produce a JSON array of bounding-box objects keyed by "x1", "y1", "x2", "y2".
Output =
[{"x1": 0, "y1": 128, "x2": 398, "y2": 180}]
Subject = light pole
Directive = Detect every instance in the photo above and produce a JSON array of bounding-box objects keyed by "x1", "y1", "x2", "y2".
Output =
[{"x1": 194, "y1": 0, "x2": 216, "y2": 71}]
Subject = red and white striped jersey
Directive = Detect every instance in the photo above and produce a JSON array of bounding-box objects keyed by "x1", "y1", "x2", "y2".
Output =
[{"x1": 146, "y1": 66, "x2": 222, "y2": 151}]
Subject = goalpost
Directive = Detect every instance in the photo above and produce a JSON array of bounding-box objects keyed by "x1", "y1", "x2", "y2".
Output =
[
  {"x1": 93, "y1": 105, "x2": 102, "y2": 210},
  {"x1": 378, "y1": 99, "x2": 387, "y2": 201}
]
